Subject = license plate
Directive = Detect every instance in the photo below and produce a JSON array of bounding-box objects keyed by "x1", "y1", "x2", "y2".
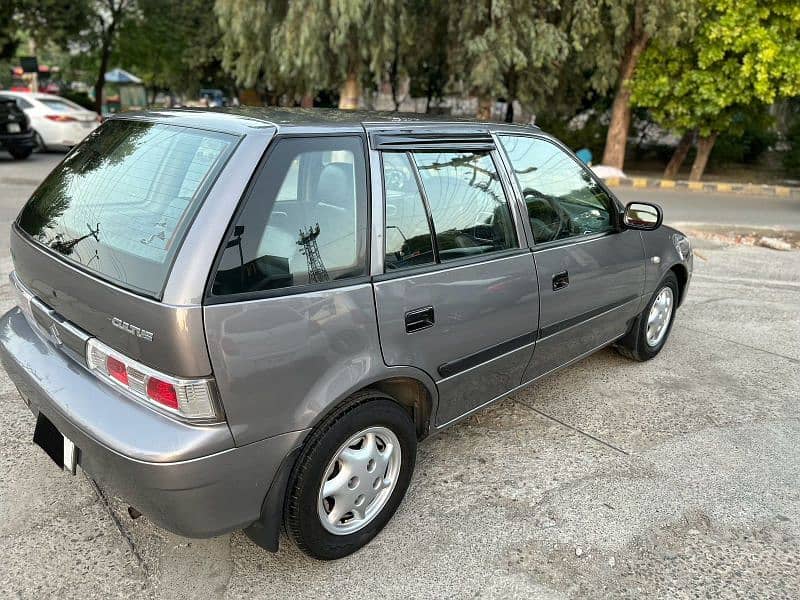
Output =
[
  {"x1": 7, "y1": 123, "x2": 20, "y2": 133},
  {"x1": 33, "y1": 413, "x2": 78, "y2": 475}
]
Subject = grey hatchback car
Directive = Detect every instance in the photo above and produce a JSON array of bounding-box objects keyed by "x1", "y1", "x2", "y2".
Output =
[{"x1": 0, "y1": 108, "x2": 692, "y2": 559}]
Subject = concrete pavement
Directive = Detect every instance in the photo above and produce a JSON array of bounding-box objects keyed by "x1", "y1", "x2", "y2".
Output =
[{"x1": 1, "y1": 154, "x2": 799, "y2": 599}]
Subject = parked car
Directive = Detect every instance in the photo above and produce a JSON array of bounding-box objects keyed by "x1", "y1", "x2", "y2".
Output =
[
  {"x1": 199, "y1": 88, "x2": 226, "y2": 107},
  {"x1": 0, "y1": 95, "x2": 36, "y2": 159},
  {"x1": 0, "y1": 91, "x2": 100, "y2": 151},
  {"x1": 0, "y1": 109, "x2": 692, "y2": 560}
]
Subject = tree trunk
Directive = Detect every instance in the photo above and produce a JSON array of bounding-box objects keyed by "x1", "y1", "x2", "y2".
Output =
[
  {"x1": 601, "y1": 3, "x2": 651, "y2": 169},
  {"x1": 300, "y1": 93, "x2": 314, "y2": 108},
  {"x1": 94, "y1": 38, "x2": 112, "y2": 114},
  {"x1": 689, "y1": 133, "x2": 718, "y2": 181},
  {"x1": 663, "y1": 130, "x2": 694, "y2": 178},
  {"x1": 505, "y1": 100, "x2": 513, "y2": 123},
  {"x1": 338, "y1": 73, "x2": 360, "y2": 110},
  {"x1": 476, "y1": 96, "x2": 492, "y2": 121}
]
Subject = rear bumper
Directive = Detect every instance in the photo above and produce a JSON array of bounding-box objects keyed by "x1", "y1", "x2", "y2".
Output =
[
  {"x1": 0, "y1": 307, "x2": 307, "y2": 538},
  {"x1": 0, "y1": 131, "x2": 35, "y2": 149}
]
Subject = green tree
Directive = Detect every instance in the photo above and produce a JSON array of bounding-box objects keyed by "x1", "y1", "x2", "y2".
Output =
[
  {"x1": 449, "y1": 0, "x2": 569, "y2": 122},
  {"x1": 216, "y1": 0, "x2": 391, "y2": 109},
  {"x1": 564, "y1": 0, "x2": 698, "y2": 169},
  {"x1": 632, "y1": 0, "x2": 800, "y2": 180},
  {"x1": 15, "y1": 0, "x2": 136, "y2": 113},
  {"x1": 114, "y1": 0, "x2": 226, "y2": 102},
  {"x1": 1, "y1": 1, "x2": 21, "y2": 60}
]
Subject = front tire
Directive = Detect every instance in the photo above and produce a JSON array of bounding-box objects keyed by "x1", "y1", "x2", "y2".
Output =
[
  {"x1": 615, "y1": 271, "x2": 679, "y2": 361},
  {"x1": 285, "y1": 391, "x2": 417, "y2": 560},
  {"x1": 8, "y1": 146, "x2": 32, "y2": 160}
]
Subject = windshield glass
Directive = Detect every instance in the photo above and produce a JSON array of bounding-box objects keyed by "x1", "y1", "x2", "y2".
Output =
[
  {"x1": 39, "y1": 98, "x2": 82, "y2": 112},
  {"x1": 17, "y1": 119, "x2": 237, "y2": 297}
]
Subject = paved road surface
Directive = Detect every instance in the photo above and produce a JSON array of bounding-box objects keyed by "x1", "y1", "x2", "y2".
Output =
[{"x1": 1, "y1": 151, "x2": 799, "y2": 599}]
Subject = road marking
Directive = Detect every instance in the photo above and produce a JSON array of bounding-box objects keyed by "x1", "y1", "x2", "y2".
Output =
[
  {"x1": 692, "y1": 273, "x2": 800, "y2": 291},
  {"x1": 516, "y1": 399, "x2": 630, "y2": 456},
  {"x1": 682, "y1": 326, "x2": 800, "y2": 364}
]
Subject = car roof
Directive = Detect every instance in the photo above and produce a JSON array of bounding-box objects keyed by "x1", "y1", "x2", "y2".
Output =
[{"x1": 113, "y1": 107, "x2": 541, "y2": 137}]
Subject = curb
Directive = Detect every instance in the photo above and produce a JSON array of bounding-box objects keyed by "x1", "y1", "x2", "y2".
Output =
[{"x1": 604, "y1": 176, "x2": 800, "y2": 199}]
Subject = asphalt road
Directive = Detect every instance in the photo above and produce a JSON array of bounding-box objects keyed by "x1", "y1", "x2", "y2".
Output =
[{"x1": 1, "y1": 151, "x2": 799, "y2": 599}]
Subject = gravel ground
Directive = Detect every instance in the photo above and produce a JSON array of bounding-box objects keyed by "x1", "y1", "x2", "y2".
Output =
[{"x1": 0, "y1": 156, "x2": 798, "y2": 599}]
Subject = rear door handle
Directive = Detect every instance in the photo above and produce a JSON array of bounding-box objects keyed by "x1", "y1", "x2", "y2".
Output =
[
  {"x1": 552, "y1": 271, "x2": 569, "y2": 291},
  {"x1": 405, "y1": 306, "x2": 435, "y2": 333}
]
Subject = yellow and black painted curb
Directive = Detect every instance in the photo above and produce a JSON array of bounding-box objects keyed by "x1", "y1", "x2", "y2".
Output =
[{"x1": 604, "y1": 176, "x2": 799, "y2": 199}]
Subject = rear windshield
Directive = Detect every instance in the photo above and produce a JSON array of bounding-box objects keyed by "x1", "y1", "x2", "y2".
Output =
[
  {"x1": 39, "y1": 98, "x2": 81, "y2": 112},
  {"x1": 17, "y1": 119, "x2": 237, "y2": 297}
]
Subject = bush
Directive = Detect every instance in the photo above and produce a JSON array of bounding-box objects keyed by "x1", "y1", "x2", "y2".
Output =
[
  {"x1": 711, "y1": 108, "x2": 777, "y2": 166},
  {"x1": 536, "y1": 111, "x2": 608, "y2": 160},
  {"x1": 60, "y1": 90, "x2": 95, "y2": 111},
  {"x1": 783, "y1": 120, "x2": 800, "y2": 176}
]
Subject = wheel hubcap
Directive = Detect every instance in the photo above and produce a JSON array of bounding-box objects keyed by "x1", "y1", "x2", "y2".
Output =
[
  {"x1": 317, "y1": 426, "x2": 401, "y2": 535},
  {"x1": 646, "y1": 286, "x2": 674, "y2": 347}
]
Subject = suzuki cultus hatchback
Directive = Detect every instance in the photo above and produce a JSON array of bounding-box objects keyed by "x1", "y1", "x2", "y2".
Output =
[{"x1": 0, "y1": 109, "x2": 692, "y2": 559}]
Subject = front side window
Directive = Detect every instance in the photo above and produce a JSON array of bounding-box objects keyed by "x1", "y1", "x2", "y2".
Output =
[
  {"x1": 383, "y1": 152, "x2": 435, "y2": 271},
  {"x1": 499, "y1": 135, "x2": 616, "y2": 244},
  {"x1": 211, "y1": 136, "x2": 368, "y2": 297},
  {"x1": 412, "y1": 151, "x2": 516, "y2": 262}
]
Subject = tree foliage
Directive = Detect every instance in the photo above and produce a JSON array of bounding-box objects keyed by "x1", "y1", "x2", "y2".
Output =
[
  {"x1": 114, "y1": 0, "x2": 225, "y2": 99},
  {"x1": 633, "y1": 0, "x2": 800, "y2": 136},
  {"x1": 631, "y1": 0, "x2": 800, "y2": 178}
]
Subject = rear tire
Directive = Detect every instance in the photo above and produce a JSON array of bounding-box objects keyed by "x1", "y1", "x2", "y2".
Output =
[
  {"x1": 8, "y1": 146, "x2": 32, "y2": 160},
  {"x1": 285, "y1": 391, "x2": 416, "y2": 560},
  {"x1": 614, "y1": 272, "x2": 679, "y2": 361}
]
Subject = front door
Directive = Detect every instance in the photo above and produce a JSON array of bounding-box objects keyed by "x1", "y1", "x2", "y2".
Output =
[
  {"x1": 496, "y1": 134, "x2": 645, "y2": 382},
  {"x1": 373, "y1": 147, "x2": 540, "y2": 426}
]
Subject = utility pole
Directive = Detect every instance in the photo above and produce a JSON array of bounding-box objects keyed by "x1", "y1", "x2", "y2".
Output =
[{"x1": 297, "y1": 224, "x2": 329, "y2": 283}]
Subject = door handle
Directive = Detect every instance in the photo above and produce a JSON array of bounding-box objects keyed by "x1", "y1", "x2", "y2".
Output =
[
  {"x1": 552, "y1": 271, "x2": 569, "y2": 291},
  {"x1": 405, "y1": 306, "x2": 435, "y2": 333}
]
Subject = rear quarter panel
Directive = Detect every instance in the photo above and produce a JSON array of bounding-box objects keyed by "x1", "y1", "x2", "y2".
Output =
[{"x1": 204, "y1": 284, "x2": 439, "y2": 445}]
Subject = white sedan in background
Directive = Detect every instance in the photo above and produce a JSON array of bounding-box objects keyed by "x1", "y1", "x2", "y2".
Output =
[{"x1": 0, "y1": 91, "x2": 100, "y2": 151}]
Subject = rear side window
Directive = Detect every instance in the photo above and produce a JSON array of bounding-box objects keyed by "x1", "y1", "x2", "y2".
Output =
[
  {"x1": 17, "y1": 119, "x2": 236, "y2": 297},
  {"x1": 411, "y1": 151, "x2": 517, "y2": 262},
  {"x1": 211, "y1": 136, "x2": 368, "y2": 297}
]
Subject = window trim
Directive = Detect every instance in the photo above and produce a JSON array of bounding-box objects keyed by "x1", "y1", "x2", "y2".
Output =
[
  {"x1": 493, "y1": 132, "x2": 625, "y2": 250},
  {"x1": 203, "y1": 132, "x2": 372, "y2": 304},
  {"x1": 379, "y1": 151, "x2": 439, "y2": 273},
  {"x1": 376, "y1": 147, "x2": 526, "y2": 279}
]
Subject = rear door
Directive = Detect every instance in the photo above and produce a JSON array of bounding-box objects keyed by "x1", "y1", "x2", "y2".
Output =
[
  {"x1": 372, "y1": 139, "x2": 540, "y2": 426},
  {"x1": 496, "y1": 134, "x2": 645, "y2": 382}
]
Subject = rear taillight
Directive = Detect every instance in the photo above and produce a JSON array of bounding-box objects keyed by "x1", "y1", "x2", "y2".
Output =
[
  {"x1": 146, "y1": 377, "x2": 178, "y2": 410},
  {"x1": 86, "y1": 338, "x2": 222, "y2": 422},
  {"x1": 45, "y1": 114, "x2": 77, "y2": 122},
  {"x1": 106, "y1": 355, "x2": 129, "y2": 385}
]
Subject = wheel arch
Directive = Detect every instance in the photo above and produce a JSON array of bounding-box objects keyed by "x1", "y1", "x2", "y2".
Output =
[
  {"x1": 244, "y1": 370, "x2": 436, "y2": 553},
  {"x1": 669, "y1": 262, "x2": 689, "y2": 306}
]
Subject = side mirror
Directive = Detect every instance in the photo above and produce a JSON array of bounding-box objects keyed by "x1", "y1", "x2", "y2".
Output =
[{"x1": 623, "y1": 202, "x2": 662, "y2": 231}]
